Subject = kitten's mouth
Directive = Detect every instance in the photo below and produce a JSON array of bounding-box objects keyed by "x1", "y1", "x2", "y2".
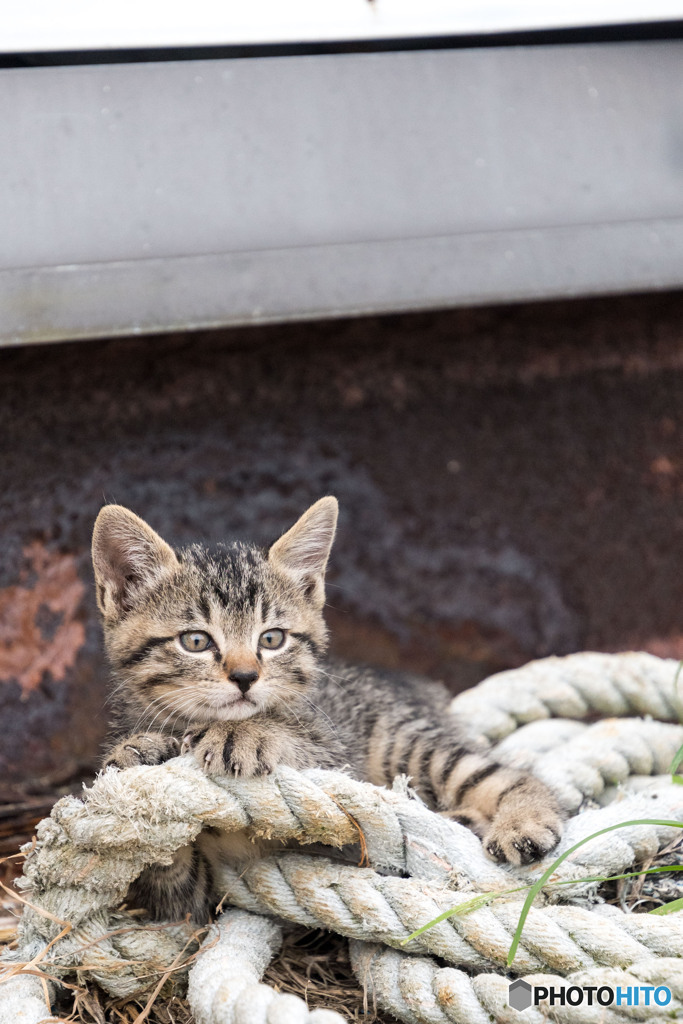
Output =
[
  {"x1": 177, "y1": 689, "x2": 263, "y2": 724},
  {"x1": 202, "y1": 694, "x2": 260, "y2": 722}
]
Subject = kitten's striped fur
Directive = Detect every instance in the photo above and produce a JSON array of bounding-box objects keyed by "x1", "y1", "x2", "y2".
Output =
[{"x1": 93, "y1": 499, "x2": 562, "y2": 922}]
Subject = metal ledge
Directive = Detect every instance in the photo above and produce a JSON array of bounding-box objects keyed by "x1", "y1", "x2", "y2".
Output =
[
  {"x1": 5, "y1": 220, "x2": 683, "y2": 346},
  {"x1": 2, "y1": 41, "x2": 683, "y2": 344}
]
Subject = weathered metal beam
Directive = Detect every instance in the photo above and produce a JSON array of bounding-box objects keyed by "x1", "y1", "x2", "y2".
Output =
[{"x1": 2, "y1": 42, "x2": 683, "y2": 344}]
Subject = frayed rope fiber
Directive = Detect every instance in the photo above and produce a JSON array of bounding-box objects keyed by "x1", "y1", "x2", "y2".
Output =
[{"x1": 2, "y1": 652, "x2": 683, "y2": 1022}]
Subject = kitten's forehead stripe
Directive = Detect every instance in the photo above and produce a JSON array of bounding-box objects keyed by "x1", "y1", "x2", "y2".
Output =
[
  {"x1": 245, "y1": 579, "x2": 258, "y2": 609},
  {"x1": 211, "y1": 583, "x2": 230, "y2": 608},
  {"x1": 197, "y1": 593, "x2": 212, "y2": 623},
  {"x1": 184, "y1": 543, "x2": 270, "y2": 615}
]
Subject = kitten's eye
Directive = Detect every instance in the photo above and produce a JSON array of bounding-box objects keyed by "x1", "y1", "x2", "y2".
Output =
[
  {"x1": 179, "y1": 631, "x2": 214, "y2": 652},
  {"x1": 259, "y1": 628, "x2": 285, "y2": 650}
]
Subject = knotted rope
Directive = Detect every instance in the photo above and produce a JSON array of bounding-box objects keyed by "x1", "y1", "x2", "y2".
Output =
[{"x1": 2, "y1": 652, "x2": 682, "y2": 1023}]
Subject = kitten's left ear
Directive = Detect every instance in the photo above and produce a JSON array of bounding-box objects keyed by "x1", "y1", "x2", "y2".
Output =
[{"x1": 268, "y1": 497, "x2": 338, "y2": 605}]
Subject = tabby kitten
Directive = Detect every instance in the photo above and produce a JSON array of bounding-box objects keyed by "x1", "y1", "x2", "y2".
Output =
[{"x1": 93, "y1": 498, "x2": 562, "y2": 921}]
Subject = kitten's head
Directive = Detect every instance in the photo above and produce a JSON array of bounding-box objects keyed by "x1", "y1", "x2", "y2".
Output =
[{"x1": 92, "y1": 498, "x2": 338, "y2": 725}]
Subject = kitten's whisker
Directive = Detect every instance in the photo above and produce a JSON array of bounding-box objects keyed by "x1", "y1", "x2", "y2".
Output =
[
  {"x1": 127, "y1": 700, "x2": 169, "y2": 736},
  {"x1": 170, "y1": 688, "x2": 217, "y2": 722},
  {"x1": 128, "y1": 690, "x2": 180, "y2": 733},
  {"x1": 104, "y1": 682, "x2": 128, "y2": 707},
  {"x1": 145, "y1": 701, "x2": 179, "y2": 736},
  {"x1": 157, "y1": 705, "x2": 188, "y2": 737},
  {"x1": 132, "y1": 684, "x2": 207, "y2": 735},
  {"x1": 159, "y1": 690, "x2": 209, "y2": 728},
  {"x1": 271, "y1": 684, "x2": 339, "y2": 739},
  {"x1": 269, "y1": 693, "x2": 307, "y2": 732},
  {"x1": 275, "y1": 679, "x2": 332, "y2": 716},
  {"x1": 314, "y1": 666, "x2": 348, "y2": 694}
]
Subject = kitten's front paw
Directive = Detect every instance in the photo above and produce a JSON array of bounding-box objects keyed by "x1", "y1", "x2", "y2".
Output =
[
  {"x1": 483, "y1": 804, "x2": 563, "y2": 866},
  {"x1": 182, "y1": 725, "x2": 231, "y2": 775},
  {"x1": 182, "y1": 722, "x2": 284, "y2": 778},
  {"x1": 104, "y1": 732, "x2": 180, "y2": 770}
]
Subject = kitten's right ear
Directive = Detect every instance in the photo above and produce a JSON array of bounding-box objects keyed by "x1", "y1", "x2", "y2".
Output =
[{"x1": 92, "y1": 505, "x2": 178, "y2": 617}]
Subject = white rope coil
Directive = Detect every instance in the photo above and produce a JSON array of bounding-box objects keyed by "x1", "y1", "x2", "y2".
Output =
[
  {"x1": 187, "y1": 909, "x2": 345, "y2": 1024},
  {"x1": 449, "y1": 652, "x2": 683, "y2": 741},
  {"x1": 0, "y1": 974, "x2": 56, "y2": 1024},
  {"x1": 495, "y1": 718, "x2": 683, "y2": 813},
  {"x1": 5, "y1": 760, "x2": 511, "y2": 1002},
  {"x1": 2, "y1": 652, "x2": 683, "y2": 1023},
  {"x1": 14, "y1": 765, "x2": 681, "y2": 977},
  {"x1": 348, "y1": 942, "x2": 683, "y2": 1024},
  {"x1": 215, "y1": 845, "x2": 683, "y2": 974},
  {"x1": 15, "y1": 759, "x2": 507, "y2": 936}
]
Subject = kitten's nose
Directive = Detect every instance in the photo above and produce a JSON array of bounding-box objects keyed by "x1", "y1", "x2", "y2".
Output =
[{"x1": 229, "y1": 669, "x2": 259, "y2": 694}]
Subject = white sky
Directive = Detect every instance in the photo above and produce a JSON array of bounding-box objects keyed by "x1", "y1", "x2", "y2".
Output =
[{"x1": 4, "y1": 0, "x2": 683, "y2": 52}]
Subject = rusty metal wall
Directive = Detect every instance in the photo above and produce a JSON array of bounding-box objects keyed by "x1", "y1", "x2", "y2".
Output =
[{"x1": 3, "y1": 292, "x2": 683, "y2": 783}]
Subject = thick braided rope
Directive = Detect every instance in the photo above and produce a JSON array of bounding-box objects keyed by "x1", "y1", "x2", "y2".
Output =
[
  {"x1": 449, "y1": 651, "x2": 682, "y2": 741},
  {"x1": 12, "y1": 761, "x2": 682, "y2": 967},
  {"x1": 14, "y1": 717, "x2": 683, "y2": 942},
  {"x1": 348, "y1": 942, "x2": 683, "y2": 1024},
  {"x1": 14, "y1": 759, "x2": 508, "y2": 941},
  {"x1": 5, "y1": 765, "x2": 682, "y2": 1003},
  {"x1": 3, "y1": 760, "x2": 511, "y2": 1003},
  {"x1": 3, "y1": 652, "x2": 683, "y2": 1022},
  {"x1": 187, "y1": 909, "x2": 344, "y2": 1024},
  {"x1": 494, "y1": 717, "x2": 683, "y2": 812},
  {"x1": 215, "y1": 822, "x2": 683, "y2": 975}
]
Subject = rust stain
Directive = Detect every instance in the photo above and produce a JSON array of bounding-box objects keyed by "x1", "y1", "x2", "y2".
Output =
[
  {"x1": 0, "y1": 542, "x2": 86, "y2": 696},
  {"x1": 639, "y1": 635, "x2": 683, "y2": 660},
  {"x1": 650, "y1": 455, "x2": 676, "y2": 476}
]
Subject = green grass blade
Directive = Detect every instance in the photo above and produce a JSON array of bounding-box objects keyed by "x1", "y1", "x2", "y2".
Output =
[
  {"x1": 400, "y1": 887, "x2": 525, "y2": 944},
  {"x1": 670, "y1": 662, "x2": 683, "y2": 781},
  {"x1": 670, "y1": 740, "x2": 683, "y2": 784},
  {"x1": 650, "y1": 897, "x2": 683, "y2": 915},
  {"x1": 400, "y1": 862, "x2": 683, "y2": 950},
  {"x1": 506, "y1": 818, "x2": 683, "y2": 967},
  {"x1": 547, "y1": 863, "x2": 683, "y2": 888}
]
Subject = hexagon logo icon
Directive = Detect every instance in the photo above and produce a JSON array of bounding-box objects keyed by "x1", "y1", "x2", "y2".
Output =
[{"x1": 508, "y1": 979, "x2": 533, "y2": 1012}]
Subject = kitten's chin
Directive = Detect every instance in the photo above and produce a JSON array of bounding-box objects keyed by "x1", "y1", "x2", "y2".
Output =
[
  {"x1": 216, "y1": 700, "x2": 260, "y2": 722},
  {"x1": 193, "y1": 698, "x2": 260, "y2": 723}
]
